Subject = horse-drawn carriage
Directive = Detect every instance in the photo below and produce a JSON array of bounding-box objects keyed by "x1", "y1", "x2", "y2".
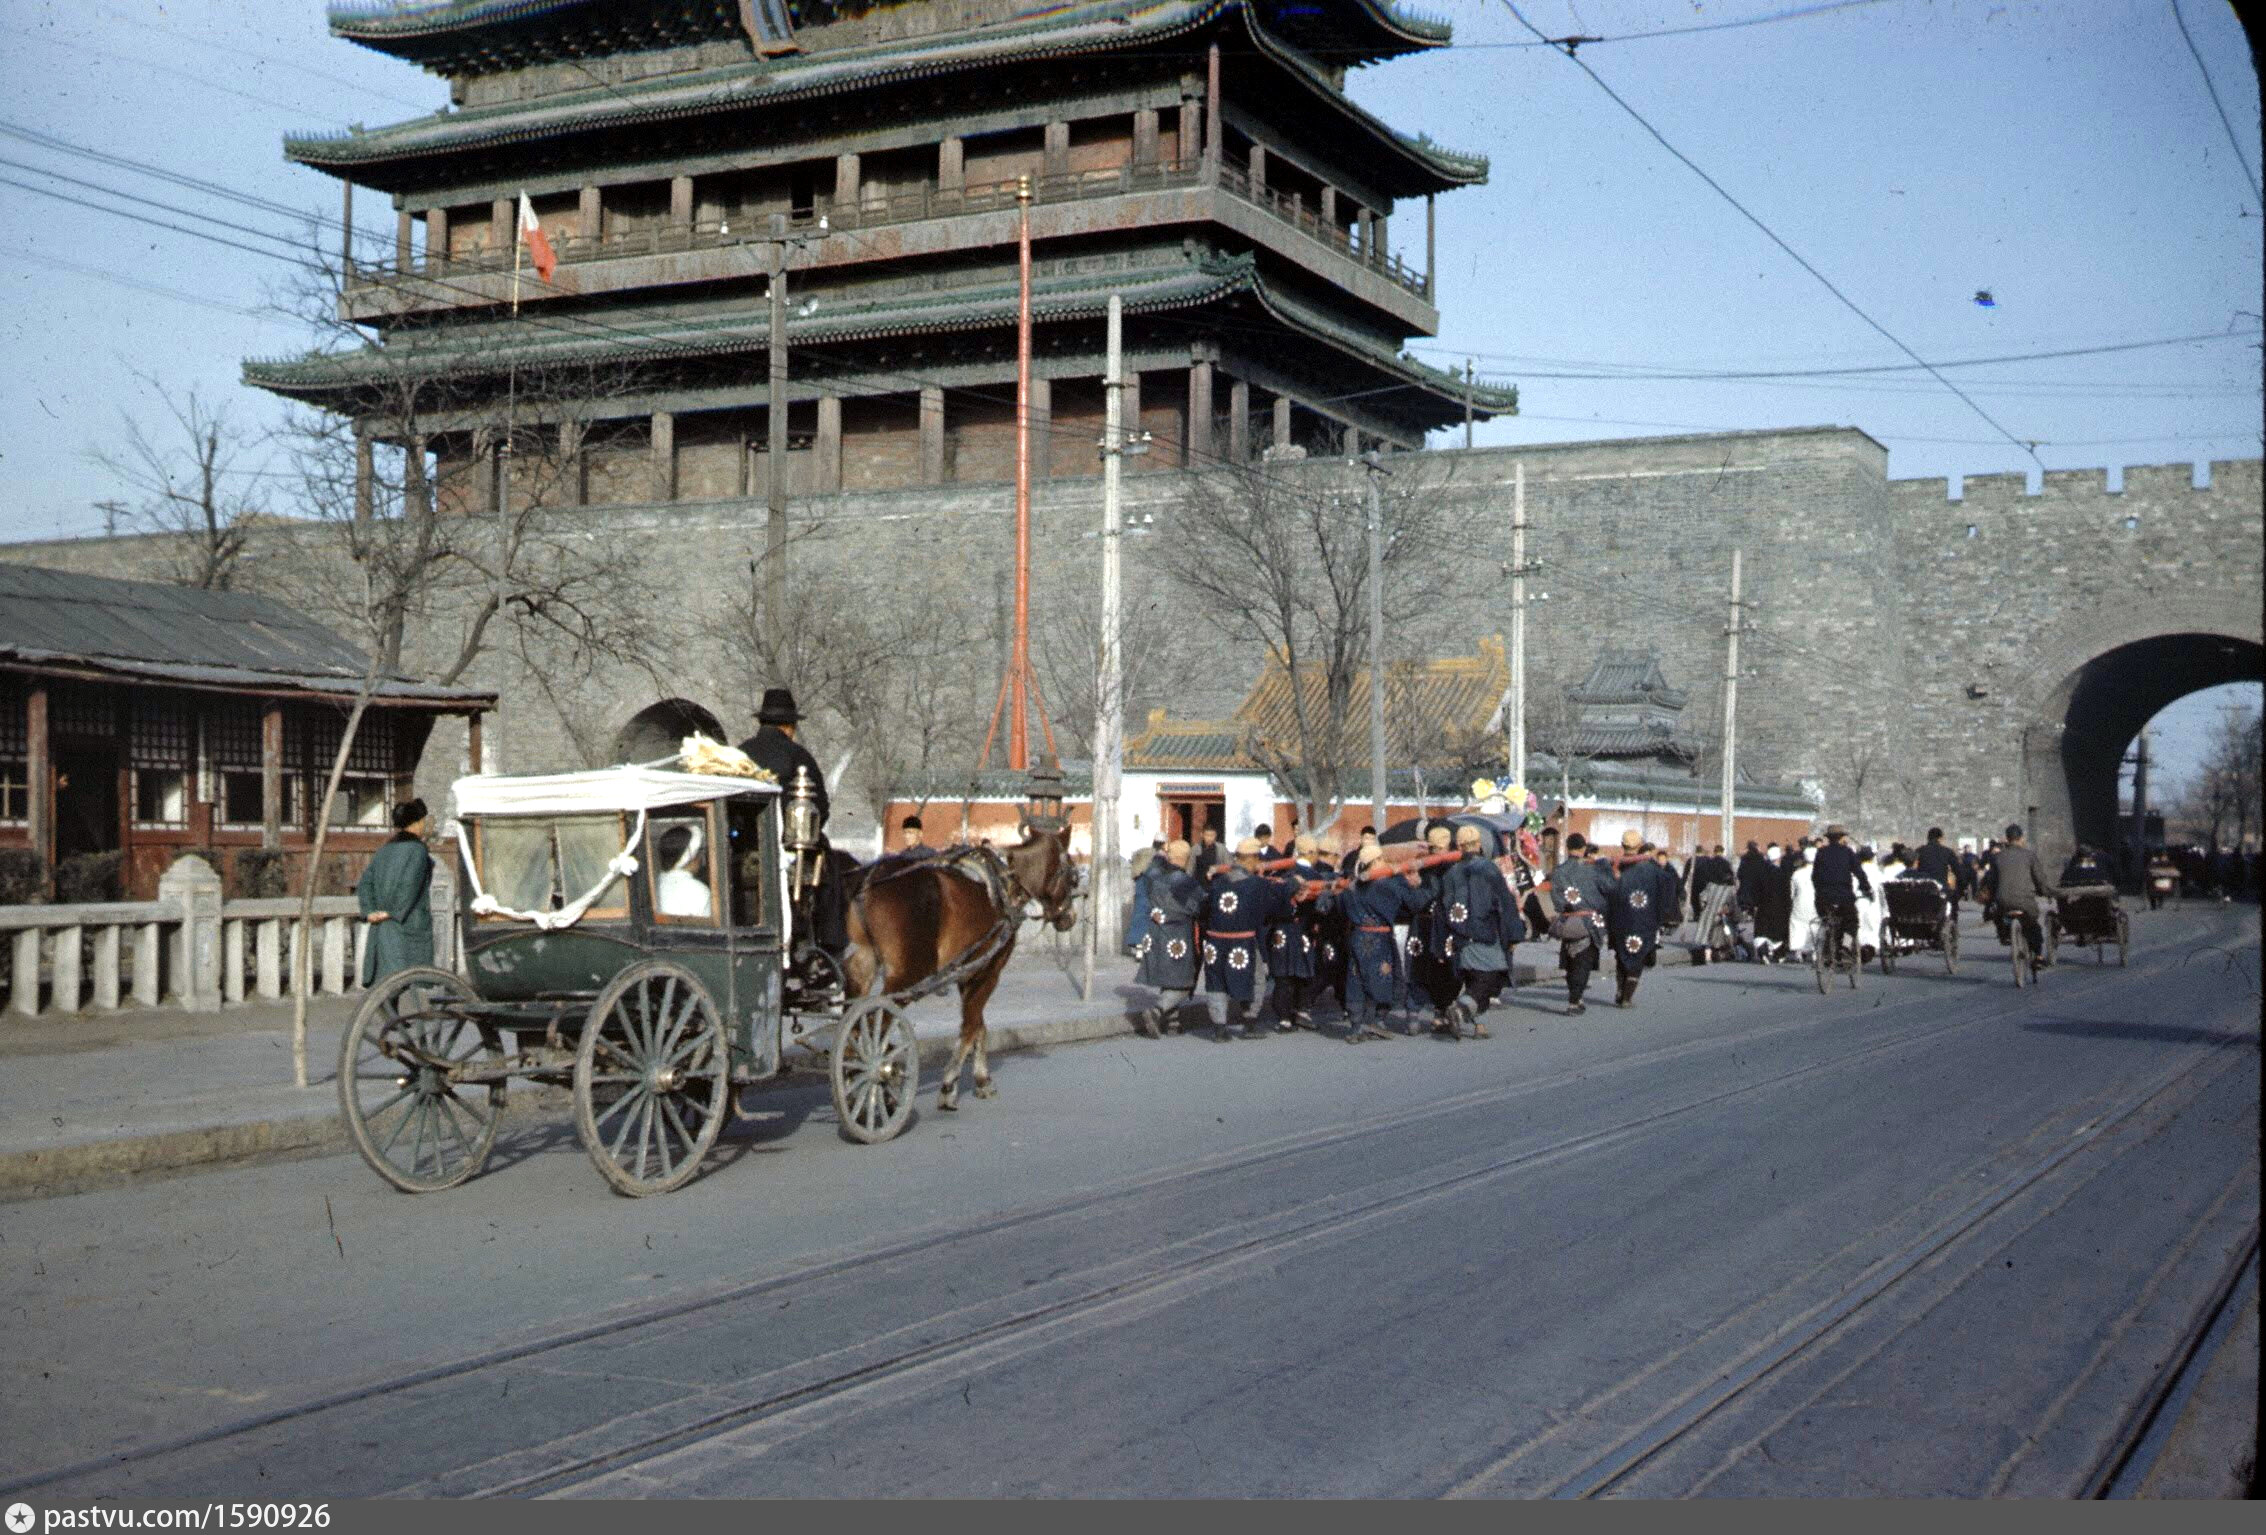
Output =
[
  {"x1": 1878, "y1": 876, "x2": 1959, "y2": 975},
  {"x1": 2047, "y1": 883, "x2": 2128, "y2": 968},
  {"x1": 337, "y1": 764, "x2": 929, "y2": 1196}
]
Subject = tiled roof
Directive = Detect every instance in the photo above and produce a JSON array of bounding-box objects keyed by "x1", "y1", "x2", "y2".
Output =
[
  {"x1": 1124, "y1": 710, "x2": 1262, "y2": 771},
  {"x1": 1239, "y1": 636, "x2": 1508, "y2": 765},
  {"x1": 0, "y1": 563, "x2": 492, "y2": 706},
  {"x1": 243, "y1": 251, "x2": 1514, "y2": 422},
  {"x1": 288, "y1": 3, "x2": 1485, "y2": 193},
  {"x1": 1568, "y1": 649, "x2": 1688, "y2": 709}
]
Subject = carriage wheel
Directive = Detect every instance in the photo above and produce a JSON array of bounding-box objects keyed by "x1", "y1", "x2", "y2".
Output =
[
  {"x1": 574, "y1": 960, "x2": 729, "y2": 1197},
  {"x1": 2011, "y1": 923, "x2": 2031, "y2": 988},
  {"x1": 338, "y1": 966, "x2": 503, "y2": 1194},
  {"x1": 1942, "y1": 919, "x2": 1960, "y2": 976},
  {"x1": 2115, "y1": 911, "x2": 2130, "y2": 967},
  {"x1": 831, "y1": 998, "x2": 919, "y2": 1145}
]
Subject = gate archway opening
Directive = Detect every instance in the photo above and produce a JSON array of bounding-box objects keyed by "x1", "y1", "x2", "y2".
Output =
[
  {"x1": 613, "y1": 698, "x2": 728, "y2": 765},
  {"x1": 2054, "y1": 632, "x2": 2264, "y2": 863}
]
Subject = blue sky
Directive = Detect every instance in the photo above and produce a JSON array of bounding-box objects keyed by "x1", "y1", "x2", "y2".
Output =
[{"x1": 0, "y1": 0, "x2": 2258, "y2": 788}]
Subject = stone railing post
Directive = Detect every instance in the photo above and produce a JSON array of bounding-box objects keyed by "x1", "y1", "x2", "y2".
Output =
[
  {"x1": 430, "y1": 858, "x2": 458, "y2": 975},
  {"x1": 158, "y1": 854, "x2": 223, "y2": 1013}
]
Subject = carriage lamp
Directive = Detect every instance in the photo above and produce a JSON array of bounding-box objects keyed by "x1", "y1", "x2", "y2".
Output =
[
  {"x1": 785, "y1": 766, "x2": 821, "y2": 854},
  {"x1": 1023, "y1": 765, "x2": 1067, "y2": 833}
]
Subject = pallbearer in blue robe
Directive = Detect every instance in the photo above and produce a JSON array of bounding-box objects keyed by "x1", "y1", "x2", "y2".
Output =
[
  {"x1": 1606, "y1": 831, "x2": 1683, "y2": 1008},
  {"x1": 1134, "y1": 840, "x2": 1204, "y2": 1036},
  {"x1": 1200, "y1": 838, "x2": 1294, "y2": 1040},
  {"x1": 1437, "y1": 825, "x2": 1525, "y2": 1039},
  {"x1": 1337, "y1": 844, "x2": 1434, "y2": 1044},
  {"x1": 1264, "y1": 835, "x2": 1329, "y2": 1031}
]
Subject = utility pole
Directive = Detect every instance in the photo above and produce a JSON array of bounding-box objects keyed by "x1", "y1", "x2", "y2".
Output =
[
  {"x1": 766, "y1": 218, "x2": 789, "y2": 653},
  {"x1": 1718, "y1": 549, "x2": 1744, "y2": 852},
  {"x1": 1363, "y1": 449, "x2": 1391, "y2": 833},
  {"x1": 2130, "y1": 728, "x2": 2151, "y2": 871},
  {"x1": 1083, "y1": 294, "x2": 1147, "y2": 1002},
  {"x1": 1506, "y1": 460, "x2": 1539, "y2": 793}
]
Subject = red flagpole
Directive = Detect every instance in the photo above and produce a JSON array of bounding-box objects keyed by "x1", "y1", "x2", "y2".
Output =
[{"x1": 1010, "y1": 175, "x2": 1034, "y2": 772}]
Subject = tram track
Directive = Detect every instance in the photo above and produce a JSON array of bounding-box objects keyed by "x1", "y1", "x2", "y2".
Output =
[
  {"x1": 7, "y1": 917, "x2": 2249, "y2": 1499},
  {"x1": 1433, "y1": 1025, "x2": 2256, "y2": 1498}
]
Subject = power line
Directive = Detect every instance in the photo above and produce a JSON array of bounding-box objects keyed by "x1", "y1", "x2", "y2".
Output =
[
  {"x1": 0, "y1": 244, "x2": 265, "y2": 318},
  {"x1": 1500, "y1": 0, "x2": 2047, "y2": 470},
  {"x1": 2168, "y1": 0, "x2": 2263, "y2": 208},
  {"x1": 1454, "y1": 0, "x2": 1897, "y2": 51},
  {"x1": 1407, "y1": 328, "x2": 2265, "y2": 381}
]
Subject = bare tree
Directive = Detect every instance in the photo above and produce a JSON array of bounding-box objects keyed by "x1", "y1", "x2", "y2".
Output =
[
  {"x1": 88, "y1": 378, "x2": 268, "y2": 589},
  {"x1": 1157, "y1": 460, "x2": 1483, "y2": 831},
  {"x1": 1522, "y1": 681, "x2": 1594, "y2": 812}
]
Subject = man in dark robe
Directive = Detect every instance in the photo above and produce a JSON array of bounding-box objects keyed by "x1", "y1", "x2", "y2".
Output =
[
  {"x1": 1409, "y1": 823, "x2": 1462, "y2": 1033},
  {"x1": 1550, "y1": 834, "x2": 1614, "y2": 1014},
  {"x1": 1754, "y1": 845, "x2": 1795, "y2": 962},
  {"x1": 1200, "y1": 838, "x2": 1294, "y2": 1041},
  {"x1": 358, "y1": 799, "x2": 435, "y2": 986},
  {"x1": 1134, "y1": 839, "x2": 1204, "y2": 1037},
  {"x1": 1606, "y1": 832, "x2": 1681, "y2": 1007},
  {"x1": 1336, "y1": 844, "x2": 1433, "y2": 1043},
  {"x1": 1265, "y1": 835, "x2": 1330, "y2": 1031},
  {"x1": 1439, "y1": 825, "x2": 1523, "y2": 1039},
  {"x1": 736, "y1": 686, "x2": 846, "y2": 983}
]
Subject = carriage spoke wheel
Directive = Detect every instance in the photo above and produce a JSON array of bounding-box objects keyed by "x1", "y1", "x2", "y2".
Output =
[
  {"x1": 1943, "y1": 919, "x2": 1960, "y2": 975},
  {"x1": 575, "y1": 960, "x2": 729, "y2": 1197},
  {"x1": 339, "y1": 966, "x2": 503, "y2": 1194},
  {"x1": 831, "y1": 999, "x2": 919, "y2": 1145}
]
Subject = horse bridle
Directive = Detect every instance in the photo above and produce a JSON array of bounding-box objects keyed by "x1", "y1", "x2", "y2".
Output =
[{"x1": 1007, "y1": 828, "x2": 1079, "y2": 927}]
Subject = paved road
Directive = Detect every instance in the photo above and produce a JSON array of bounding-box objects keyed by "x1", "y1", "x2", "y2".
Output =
[{"x1": 2, "y1": 904, "x2": 2255, "y2": 1498}]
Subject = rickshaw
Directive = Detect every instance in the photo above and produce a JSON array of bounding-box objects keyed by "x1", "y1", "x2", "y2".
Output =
[
  {"x1": 1878, "y1": 877, "x2": 1960, "y2": 975},
  {"x1": 336, "y1": 763, "x2": 920, "y2": 1197},
  {"x1": 2047, "y1": 883, "x2": 2129, "y2": 968}
]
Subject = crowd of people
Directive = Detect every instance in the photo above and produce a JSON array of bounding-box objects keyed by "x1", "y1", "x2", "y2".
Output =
[{"x1": 1104, "y1": 809, "x2": 2244, "y2": 1041}]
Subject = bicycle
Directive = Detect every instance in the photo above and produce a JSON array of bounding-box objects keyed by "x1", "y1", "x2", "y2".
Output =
[
  {"x1": 2009, "y1": 915, "x2": 2033, "y2": 988},
  {"x1": 1812, "y1": 907, "x2": 1860, "y2": 993}
]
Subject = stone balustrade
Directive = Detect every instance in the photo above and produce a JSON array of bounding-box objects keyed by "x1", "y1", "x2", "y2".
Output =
[{"x1": 0, "y1": 854, "x2": 458, "y2": 1021}]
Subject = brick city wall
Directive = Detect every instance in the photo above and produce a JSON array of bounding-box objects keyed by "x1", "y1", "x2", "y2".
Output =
[{"x1": 10, "y1": 429, "x2": 2257, "y2": 860}]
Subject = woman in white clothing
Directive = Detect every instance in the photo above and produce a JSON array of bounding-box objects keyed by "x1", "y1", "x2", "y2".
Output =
[
  {"x1": 1787, "y1": 843, "x2": 1818, "y2": 959},
  {"x1": 1854, "y1": 846, "x2": 1884, "y2": 960}
]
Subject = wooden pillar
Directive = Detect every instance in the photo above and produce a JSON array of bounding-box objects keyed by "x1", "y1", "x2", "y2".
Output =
[
  {"x1": 1178, "y1": 98, "x2": 1200, "y2": 168},
  {"x1": 26, "y1": 685, "x2": 49, "y2": 875},
  {"x1": 1425, "y1": 193, "x2": 1436, "y2": 298},
  {"x1": 1205, "y1": 43, "x2": 1221, "y2": 173},
  {"x1": 1133, "y1": 108, "x2": 1160, "y2": 167},
  {"x1": 1342, "y1": 423, "x2": 1360, "y2": 458},
  {"x1": 467, "y1": 713, "x2": 483, "y2": 775},
  {"x1": 578, "y1": 183, "x2": 601, "y2": 245},
  {"x1": 1356, "y1": 207, "x2": 1373, "y2": 262},
  {"x1": 558, "y1": 419, "x2": 585, "y2": 507},
  {"x1": 1187, "y1": 359, "x2": 1214, "y2": 465},
  {"x1": 480, "y1": 431, "x2": 501, "y2": 517},
  {"x1": 1044, "y1": 120, "x2": 1070, "y2": 179},
  {"x1": 1124, "y1": 371, "x2": 1143, "y2": 463},
  {"x1": 1248, "y1": 143, "x2": 1266, "y2": 196},
  {"x1": 1320, "y1": 185, "x2": 1337, "y2": 232},
  {"x1": 834, "y1": 152, "x2": 861, "y2": 210},
  {"x1": 918, "y1": 385, "x2": 945, "y2": 483},
  {"x1": 939, "y1": 136, "x2": 965, "y2": 193},
  {"x1": 341, "y1": 180, "x2": 355, "y2": 277},
  {"x1": 403, "y1": 435, "x2": 428, "y2": 521},
  {"x1": 815, "y1": 394, "x2": 842, "y2": 492},
  {"x1": 1272, "y1": 393, "x2": 1293, "y2": 450},
  {"x1": 424, "y1": 206, "x2": 448, "y2": 269},
  {"x1": 395, "y1": 208, "x2": 413, "y2": 273},
  {"x1": 1373, "y1": 212, "x2": 1389, "y2": 268},
  {"x1": 1028, "y1": 376, "x2": 1052, "y2": 482},
  {"x1": 670, "y1": 174, "x2": 694, "y2": 230},
  {"x1": 1228, "y1": 377, "x2": 1250, "y2": 463},
  {"x1": 649, "y1": 411, "x2": 675, "y2": 502},
  {"x1": 490, "y1": 197, "x2": 512, "y2": 255},
  {"x1": 260, "y1": 703, "x2": 283, "y2": 852},
  {"x1": 352, "y1": 428, "x2": 373, "y2": 526}
]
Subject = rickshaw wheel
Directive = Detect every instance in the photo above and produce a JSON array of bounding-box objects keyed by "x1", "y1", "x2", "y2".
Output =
[
  {"x1": 1942, "y1": 919, "x2": 1960, "y2": 975},
  {"x1": 575, "y1": 960, "x2": 730, "y2": 1197},
  {"x1": 831, "y1": 998, "x2": 920, "y2": 1145},
  {"x1": 339, "y1": 966, "x2": 503, "y2": 1194}
]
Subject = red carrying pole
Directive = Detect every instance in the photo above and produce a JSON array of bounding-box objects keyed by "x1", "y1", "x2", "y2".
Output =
[{"x1": 1010, "y1": 175, "x2": 1034, "y2": 772}]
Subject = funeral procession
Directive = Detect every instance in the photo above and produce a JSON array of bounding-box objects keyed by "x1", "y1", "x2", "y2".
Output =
[{"x1": 1, "y1": 0, "x2": 2260, "y2": 1507}]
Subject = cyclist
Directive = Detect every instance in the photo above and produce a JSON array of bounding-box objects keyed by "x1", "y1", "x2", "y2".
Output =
[
  {"x1": 1808, "y1": 824, "x2": 1872, "y2": 970},
  {"x1": 1991, "y1": 824, "x2": 2061, "y2": 975}
]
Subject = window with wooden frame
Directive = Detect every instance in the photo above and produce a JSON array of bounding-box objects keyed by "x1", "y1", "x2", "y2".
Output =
[
  {"x1": 469, "y1": 814, "x2": 630, "y2": 922},
  {"x1": 129, "y1": 694, "x2": 193, "y2": 828},
  {"x1": 0, "y1": 687, "x2": 25, "y2": 825},
  {"x1": 647, "y1": 809, "x2": 719, "y2": 926}
]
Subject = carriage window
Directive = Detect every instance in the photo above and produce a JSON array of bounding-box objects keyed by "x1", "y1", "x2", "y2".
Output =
[
  {"x1": 726, "y1": 798, "x2": 767, "y2": 928},
  {"x1": 555, "y1": 815, "x2": 630, "y2": 916},
  {"x1": 478, "y1": 821, "x2": 556, "y2": 912},
  {"x1": 649, "y1": 812, "x2": 717, "y2": 924}
]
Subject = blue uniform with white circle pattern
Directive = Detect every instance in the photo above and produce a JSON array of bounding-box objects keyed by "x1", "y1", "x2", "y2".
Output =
[
  {"x1": 1133, "y1": 866, "x2": 1204, "y2": 990},
  {"x1": 1201, "y1": 868, "x2": 1292, "y2": 1002}
]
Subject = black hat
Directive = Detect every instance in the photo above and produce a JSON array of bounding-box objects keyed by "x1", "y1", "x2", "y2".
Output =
[
  {"x1": 756, "y1": 686, "x2": 802, "y2": 725},
  {"x1": 392, "y1": 798, "x2": 428, "y2": 830},
  {"x1": 902, "y1": 815, "x2": 923, "y2": 831}
]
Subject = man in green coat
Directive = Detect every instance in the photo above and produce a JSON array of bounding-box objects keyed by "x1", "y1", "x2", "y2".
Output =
[{"x1": 359, "y1": 798, "x2": 435, "y2": 985}]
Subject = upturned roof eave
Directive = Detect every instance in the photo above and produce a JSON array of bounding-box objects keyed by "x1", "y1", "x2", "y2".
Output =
[{"x1": 287, "y1": 3, "x2": 1485, "y2": 194}]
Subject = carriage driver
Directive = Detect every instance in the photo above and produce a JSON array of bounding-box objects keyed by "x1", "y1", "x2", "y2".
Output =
[{"x1": 737, "y1": 686, "x2": 849, "y2": 994}]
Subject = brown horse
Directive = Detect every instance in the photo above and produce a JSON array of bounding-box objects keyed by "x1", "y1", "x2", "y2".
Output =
[{"x1": 842, "y1": 825, "x2": 1078, "y2": 1111}]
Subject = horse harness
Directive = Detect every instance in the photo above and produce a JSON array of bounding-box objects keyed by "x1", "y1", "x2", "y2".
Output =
[{"x1": 849, "y1": 843, "x2": 1041, "y2": 1004}]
